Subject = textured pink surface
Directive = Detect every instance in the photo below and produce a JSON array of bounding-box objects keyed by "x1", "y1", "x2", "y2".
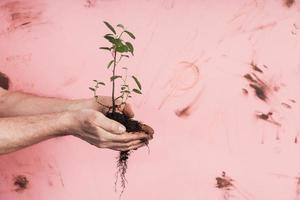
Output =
[{"x1": 1, "y1": 0, "x2": 300, "y2": 199}]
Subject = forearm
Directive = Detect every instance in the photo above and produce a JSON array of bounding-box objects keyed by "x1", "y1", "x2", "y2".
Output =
[
  {"x1": 0, "y1": 90, "x2": 92, "y2": 117},
  {"x1": 0, "y1": 111, "x2": 70, "y2": 155}
]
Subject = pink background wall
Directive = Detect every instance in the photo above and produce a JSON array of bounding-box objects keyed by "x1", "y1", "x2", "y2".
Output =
[{"x1": 1, "y1": 0, "x2": 300, "y2": 199}]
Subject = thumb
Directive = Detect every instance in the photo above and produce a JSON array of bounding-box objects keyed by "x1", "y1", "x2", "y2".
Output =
[{"x1": 93, "y1": 112, "x2": 126, "y2": 134}]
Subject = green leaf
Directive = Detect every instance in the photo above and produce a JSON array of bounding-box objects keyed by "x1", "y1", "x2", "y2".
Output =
[
  {"x1": 132, "y1": 88, "x2": 142, "y2": 94},
  {"x1": 116, "y1": 44, "x2": 129, "y2": 53},
  {"x1": 89, "y1": 87, "x2": 96, "y2": 91},
  {"x1": 103, "y1": 21, "x2": 116, "y2": 34},
  {"x1": 99, "y1": 47, "x2": 111, "y2": 51},
  {"x1": 117, "y1": 24, "x2": 124, "y2": 29},
  {"x1": 104, "y1": 35, "x2": 116, "y2": 44},
  {"x1": 132, "y1": 75, "x2": 142, "y2": 90},
  {"x1": 107, "y1": 60, "x2": 114, "y2": 69},
  {"x1": 110, "y1": 75, "x2": 122, "y2": 81},
  {"x1": 124, "y1": 30, "x2": 136, "y2": 39},
  {"x1": 125, "y1": 42, "x2": 134, "y2": 55}
]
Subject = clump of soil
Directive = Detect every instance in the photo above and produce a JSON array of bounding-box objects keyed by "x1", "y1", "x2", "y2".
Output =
[
  {"x1": 14, "y1": 175, "x2": 29, "y2": 192},
  {"x1": 105, "y1": 111, "x2": 144, "y2": 197}
]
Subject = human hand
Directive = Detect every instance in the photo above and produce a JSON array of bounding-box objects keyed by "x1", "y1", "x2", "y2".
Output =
[
  {"x1": 91, "y1": 96, "x2": 154, "y2": 141},
  {"x1": 67, "y1": 109, "x2": 151, "y2": 151}
]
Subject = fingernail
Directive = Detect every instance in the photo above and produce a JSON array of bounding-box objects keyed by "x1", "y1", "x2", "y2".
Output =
[{"x1": 118, "y1": 125, "x2": 126, "y2": 132}]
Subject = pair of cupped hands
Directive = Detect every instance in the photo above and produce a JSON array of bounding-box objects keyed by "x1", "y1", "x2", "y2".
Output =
[{"x1": 68, "y1": 96, "x2": 154, "y2": 152}]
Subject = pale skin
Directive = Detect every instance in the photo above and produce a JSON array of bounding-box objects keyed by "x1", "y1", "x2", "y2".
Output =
[{"x1": 0, "y1": 87, "x2": 154, "y2": 155}]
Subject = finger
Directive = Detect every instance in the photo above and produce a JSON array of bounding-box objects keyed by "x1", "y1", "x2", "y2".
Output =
[
  {"x1": 122, "y1": 103, "x2": 134, "y2": 118},
  {"x1": 106, "y1": 139, "x2": 143, "y2": 149},
  {"x1": 108, "y1": 131, "x2": 149, "y2": 143},
  {"x1": 115, "y1": 101, "x2": 134, "y2": 118},
  {"x1": 114, "y1": 141, "x2": 146, "y2": 151},
  {"x1": 140, "y1": 124, "x2": 154, "y2": 135},
  {"x1": 128, "y1": 142, "x2": 146, "y2": 151},
  {"x1": 93, "y1": 113, "x2": 126, "y2": 134}
]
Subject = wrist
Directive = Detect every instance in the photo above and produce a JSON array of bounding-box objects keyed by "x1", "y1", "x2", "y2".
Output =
[{"x1": 54, "y1": 111, "x2": 76, "y2": 137}]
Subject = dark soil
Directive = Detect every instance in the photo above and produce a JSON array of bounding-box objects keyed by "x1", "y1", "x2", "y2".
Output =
[
  {"x1": 106, "y1": 112, "x2": 143, "y2": 132},
  {"x1": 105, "y1": 111, "x2": 144, "y2": 197},
  {"x1": 14, "y1": 175, "x2": 29, "y2": 192}
]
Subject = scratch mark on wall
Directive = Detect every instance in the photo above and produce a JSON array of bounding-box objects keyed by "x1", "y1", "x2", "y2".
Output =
[
  {"x1": 175, "y1": 88, "x2": 203, "y2": 118},
  {"x1": 159, "y1": 61, "x2": 200, "y2": 109},
  {"x1": 216, "y1": 172, "x2": 252, "y2": 200},
  {"x1": 283, "y1": 0, "x2": 295, "y2": 8},
  {"x1": 84, "y1": 0, "x2": 97, "y2": 8},
  {"x1": 0, "y1": 0, "x2": 45, "y2": 35}
]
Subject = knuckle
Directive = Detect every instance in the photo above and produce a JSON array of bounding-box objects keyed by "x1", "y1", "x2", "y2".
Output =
[
  {"x1": 109, "y1": 121, "x2": 119, "y2": 132},
  {"x1": 98, "y1": 136, "x2": 107, "y2": 142}
]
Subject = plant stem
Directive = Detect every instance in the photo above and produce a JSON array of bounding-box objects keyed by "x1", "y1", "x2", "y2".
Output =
[{"x1": 112, "y1": 49, "x2": 117, "y2": 113}]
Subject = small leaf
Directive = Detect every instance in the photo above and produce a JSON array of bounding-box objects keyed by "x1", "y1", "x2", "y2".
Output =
[
  {"x1": 89, "y1": 87, "x2": 96, "y2": 91},
  {"x1": 126, "y1": 42, "x2": 134, "y2": 55},
  {"x1": 104, "y1": 33, "x2": 114, "y2": 37},
  {"x1": 110, "y1": 75, "x2": 122, "y2": 81},
  {"x1": 132, "y1": 75, "x2": 142, "y2": 90},
  {"x1": 104, "y1": 35, "x2": 116, "y2": 44},
  {"x1": 99, "y1": 47, "x2": 111, "y2": 51},
  {"x1": 124, "y1": 30, "x2": 136, "y2": 39},
  {"x1": 117, "y1": 24, "x2": 124, "y2": 29},
  {"x1": 107, "y1": 60, "x2": 114, "y2": 69},
  {"x1": 93, "y1": 80, "x2": 98, "y2": 82},
  {"x1": 132, "y1": 88, "x2": 142, "y2": 94},
  {"x1": 103, "y1": 21, "x2": 116, "y2": 34},
  {"x1": 122, "y1": 67, "x2": 128, "y2": 70},
  {"x1": 98, "y1": 82, "x2": 105, "y2": 86}
]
